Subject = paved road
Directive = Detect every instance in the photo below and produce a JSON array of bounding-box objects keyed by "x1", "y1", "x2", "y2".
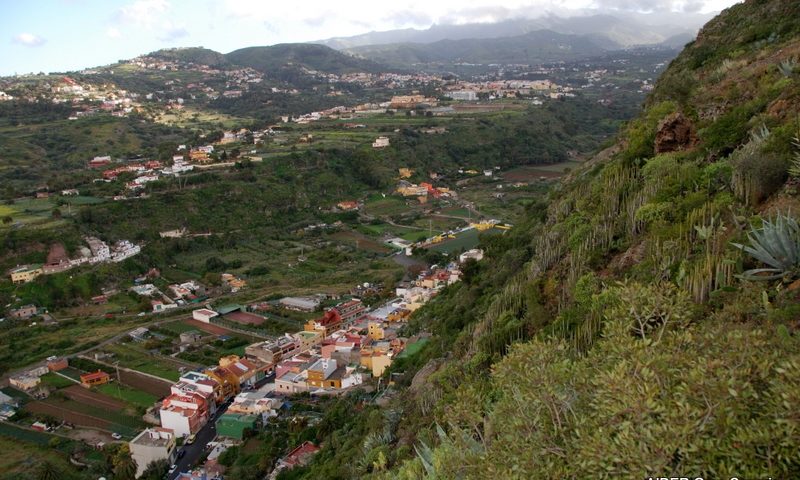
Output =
[
  {"x1": 0, "y1": 312, "x2": 195, "y2": 387},
  {"x1": 167, "y1": 372, "x2": 276, "y2": 478},
  {"x1": 168, "y1": 399, "x2": 232, "y2": 480}
]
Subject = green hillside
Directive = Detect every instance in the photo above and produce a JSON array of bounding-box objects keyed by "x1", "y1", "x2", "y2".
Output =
[
  {"x1": 278, "y1": 1, "x2": 800, "y2": 478},
  {"x1": 226, "y1": 43, "x2": 387, "y2": 75},
  {"x1": 348, "y1": 29, "x2": 610, "y2": 66},
  {"x1": 148, "y1": 47, "x2": 230, "y2": 67}
]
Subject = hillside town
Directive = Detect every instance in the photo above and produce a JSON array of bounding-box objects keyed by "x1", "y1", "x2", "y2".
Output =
[{"x1": 1, "y1": 243, "x2": 481, "y2": 478}]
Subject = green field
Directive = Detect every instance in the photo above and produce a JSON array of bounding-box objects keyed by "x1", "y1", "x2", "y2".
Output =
[
  {"x1": 103, "y1": 343, "x2": 184, "y2": 381},
  {"x1": 364, "y1": 196, "x2": 415, "y2": 217},
  {"x1": 427, "y1": 228, "x2": 483, "y2": 254},
  {"x1": 39, "y1": 372, "x2": 77, "y2": 389},
  {"x1": 0, "y1": 427, "x2": 78, "y2": 477},
  {"x1": 397, "y1": 338, "x2": 429, "y2": 359},
  {"x1": 96, "y1": 383, "x2": 157, "y2": 409}
]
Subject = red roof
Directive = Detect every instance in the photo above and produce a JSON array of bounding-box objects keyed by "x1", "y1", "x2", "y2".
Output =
[
  {"x1": 80, "y1": 370, "x2": 109, "y2": 382},
  {"x1": 317, "y1": 309, "x2": 341, "y2": 327},
  {"x1": 284, "y1": 441, "x2": 320, "y2": 467}
]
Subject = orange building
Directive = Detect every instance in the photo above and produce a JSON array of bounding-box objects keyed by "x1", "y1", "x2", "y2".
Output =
[
  {"x1": 304, "y1": 309, "x2": 342, "y2": 338},
  {"x1": 203, "y1": 367, "x2": 240, "y2": 402},
  {"x1": 80, "y1": 370, "x2": 110, "y2": 387}
]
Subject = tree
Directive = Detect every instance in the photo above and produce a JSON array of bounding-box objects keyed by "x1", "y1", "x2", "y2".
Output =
[
  {"x1": 205, "y1": 256, "x2": 226, "y2": 272},
  {"x1": 35, "y1": 460, "x2": 62, "y2": 480},
  {"x1": 140, "y1": 459, "x2": 169, "y2": 480},
  {"x1": 111, "y1": 444, "x2": 137, "y2": 480}
]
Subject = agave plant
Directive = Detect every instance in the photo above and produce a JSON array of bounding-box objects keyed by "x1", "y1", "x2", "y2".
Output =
[
  {"x1": 789, "y1": 133, "x2": 800, "y2": 179},
  {"x1": 732, "y1": 213, "x2": 800, "y2": 281},
  {"x1": 778, "y1": 57, "x2": 798, "y2": 78}
]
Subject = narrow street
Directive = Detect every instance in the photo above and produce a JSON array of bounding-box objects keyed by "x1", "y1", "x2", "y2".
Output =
[{"x1": 168, "y1": 399, "x2": 231, "y2": 480}]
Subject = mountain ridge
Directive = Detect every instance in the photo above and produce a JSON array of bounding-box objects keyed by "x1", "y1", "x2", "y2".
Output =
[{"x1": 315, "y1": 12, "x2": 711, "y2": 50}]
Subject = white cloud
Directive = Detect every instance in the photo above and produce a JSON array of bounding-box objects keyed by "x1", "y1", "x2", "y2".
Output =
[
  {"x1": 106, "y1": 27, "x2": 122, "y2": 39},
  {"x1": 116, "y1": 0, "x2": 170, "y2": 27},
  {"x1": 12, "y1": 33, "x2": 46, "y2": 47},
  {"x1": 158, "y1": 22, "x2": 189, "y2": 41}
]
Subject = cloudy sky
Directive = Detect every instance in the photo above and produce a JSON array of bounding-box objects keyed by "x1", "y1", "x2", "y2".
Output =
[{"x1": 1, "y1": 0, "x2": 741, "y2": 75}]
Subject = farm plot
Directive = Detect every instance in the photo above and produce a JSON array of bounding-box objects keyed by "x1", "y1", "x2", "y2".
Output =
[
  {"x1": 117, "y1": 369, "x2": 172, "y2": 398},
  {"x1": 62, "y1": 384, "x2": 126, "y2": 410},
  {"x1": 184, "y1": 318, "x2": 234, "y2": 335},
  {"x1": 330, "y1": 231, "x2": 392, "y2": 254},
  {"x1": 96, "y1": 383, "x2": 158, "y2": 409},
  {"x1": 103, "y1": 343, "x2": 189, "y2": 381},
  {"x1": 426, "y1": 228, "x2": 484, "y2": 254},
  {"x1": 26, "y1": 386, "x2": 144, "y2": 437}
]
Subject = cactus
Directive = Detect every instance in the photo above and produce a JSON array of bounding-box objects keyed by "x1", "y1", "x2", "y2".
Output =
[
  {"x1": 777, "y1": 58, "x2": 797, "y2": 77},
  {"x1": 732, "y1": 213, "x2": 800, "y2": 281}
]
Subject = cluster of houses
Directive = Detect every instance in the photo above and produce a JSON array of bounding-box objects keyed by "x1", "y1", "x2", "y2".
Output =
[
  {"x1": 157, "y1": 356, "x2": 269, "y2": 438},
  {"x1": 8, "y1": 356, "x2": 70, "y2": 400},
  {"x1": 395, "y1": 180, "x2": 455, "y2": 202},
  {"x1": 442, "y1": 78, "x2": 574, "y2": 100},
  {"x1": 8, "y1": 237, "x2": 140, "y2": 284},
  {"x1": 130, "y1": 279, "x2": 208, "y2": 312},
  {"x1": 90, "y1": 153, "x2": 195, "y2": 190}
]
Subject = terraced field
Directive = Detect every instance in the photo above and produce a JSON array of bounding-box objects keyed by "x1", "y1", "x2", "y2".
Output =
[{"x1": 26, "y1": 385, "x2": 145, "y2": 437}]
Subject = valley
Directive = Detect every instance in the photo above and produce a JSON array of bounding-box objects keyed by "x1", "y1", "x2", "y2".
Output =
[{"x1": 1, "y1": 1, "x2": 800, "y2": 479}]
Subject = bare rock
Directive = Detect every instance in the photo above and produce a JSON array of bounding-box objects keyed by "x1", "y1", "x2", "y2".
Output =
[{"x1": 654, "y1": 112, "x2": 699, "y2": 154}]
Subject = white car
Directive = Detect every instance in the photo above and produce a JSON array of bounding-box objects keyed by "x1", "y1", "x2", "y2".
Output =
[
  {"x1": 111, "y1": 432, "x2": 122, "y2": 440},
  {"x1": 168, "y1": 464, "x2": 177, "y2": 474}
]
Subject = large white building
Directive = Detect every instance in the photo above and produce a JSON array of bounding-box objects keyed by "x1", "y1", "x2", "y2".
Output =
[
  {"x1": 447, "y1": 90, "x2": 478, "y2": 101},
  {"x1": 159, "y1": 372, "x2": 217, "y2": 437},
  {"x1": 129, "y1": 428, "x2": 176, "y2": 478}
]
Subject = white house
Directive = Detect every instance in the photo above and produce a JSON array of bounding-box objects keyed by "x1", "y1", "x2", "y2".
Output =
[
  {"x1": 192, "y1": 308, "x2": 218, "y2": 323},
  {"x1": 129, "y1": 428, "x2": 176, "y2": 478},
  {"x1": 372, "y1": 136, "x2": 390, "y2": 149}
]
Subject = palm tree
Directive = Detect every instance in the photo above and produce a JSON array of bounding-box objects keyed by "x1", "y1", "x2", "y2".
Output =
[{"x1": 35, "y1": 460, "x2": 62, "y2": 480}]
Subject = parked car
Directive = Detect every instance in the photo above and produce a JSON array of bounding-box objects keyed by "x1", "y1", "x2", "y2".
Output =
[
  {"x1": 111, "y1": 432, "x2": 122, "y2": 440},
  {"x1": 177, "y1": 449, "x2": 186, "y2": 459},
  {"x1": 168, "y1": 464, "x2": 177, "y2": 474},
  {"x1": 185, "y1": 434, "x2": 196, "y2": 445}
]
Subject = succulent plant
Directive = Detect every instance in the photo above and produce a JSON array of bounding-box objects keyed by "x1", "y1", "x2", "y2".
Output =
[{"x1": 732, "y1": 213, "x2": 800, "y2": 281}]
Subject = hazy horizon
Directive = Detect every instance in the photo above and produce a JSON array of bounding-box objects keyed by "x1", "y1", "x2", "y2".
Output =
[{"x1": 1, "y1": 0, "x2": 741, "y2": 76}]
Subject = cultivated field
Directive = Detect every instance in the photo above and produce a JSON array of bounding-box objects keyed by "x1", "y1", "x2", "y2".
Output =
[
  {"x1": 330, "y1": 230, "x2": 392, "y2": 254},
  {"x1": 26, "y1": 385, "x2": 145, "y2": 437},
  {"x1": 116, "y1": 369, "x2": 172, "y2": 397}
]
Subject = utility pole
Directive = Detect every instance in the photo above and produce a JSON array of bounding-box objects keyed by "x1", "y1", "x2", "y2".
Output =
[{"x1": 115, "y1": 361, "x2": 122, "y2": 398}]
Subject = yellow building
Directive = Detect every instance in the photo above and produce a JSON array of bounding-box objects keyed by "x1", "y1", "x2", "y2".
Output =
[
  {"x1": 398, "y1": 168, "x2": 413, "y2": 179},
  {"x1": 9, "y1": 265, "x2": 43, "y2": 284},
  {"x1": 371, "y1": 354, "x2": 392, "y2": 377},
  {"x1": 367, "y1": 321, "x2": 385, "y2": 341},
  {"x1": 306, "y1": 359, "x2": 341, "y2": 389},
  {"x1": 204, "y1": 367, "x2": 240, "y2": 403},
  {"x1": 387, "y1": 308, "x2": 411, "y2": 322}
]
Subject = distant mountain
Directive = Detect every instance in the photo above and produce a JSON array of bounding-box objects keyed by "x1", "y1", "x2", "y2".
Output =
[
  {"x1": 225, "y1": 43, "x2": 386, "y2": 75},
  {"x1": 148, "y1": 47, "x2": 229, "y2": 68},
  {"x1": 347, "y1": 30, "x2": 610, "y2": 66},
  {"x1": 316, "y1": 13, "x2": 710, "y2": 50}
]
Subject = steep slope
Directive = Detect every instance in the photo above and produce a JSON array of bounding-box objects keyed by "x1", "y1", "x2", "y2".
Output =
[
  {"x1": 282, "y1": 1, "x2": 800, "y2": 478},
  {"x1": 348, "y1": 30, "x2": 609, "y2": 66},
  {"x1": 225, "y1": 43, "x2": 386, "y2": 74}
]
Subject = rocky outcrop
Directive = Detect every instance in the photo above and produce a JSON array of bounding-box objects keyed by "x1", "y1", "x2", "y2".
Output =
[{"x1": 654, "y1": 112, "x2": 699, "y2": 154}]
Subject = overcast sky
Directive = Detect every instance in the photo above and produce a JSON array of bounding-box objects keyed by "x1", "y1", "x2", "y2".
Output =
[{"x1": 1, "y1": 0, "x2": 742, "y2": 76}]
